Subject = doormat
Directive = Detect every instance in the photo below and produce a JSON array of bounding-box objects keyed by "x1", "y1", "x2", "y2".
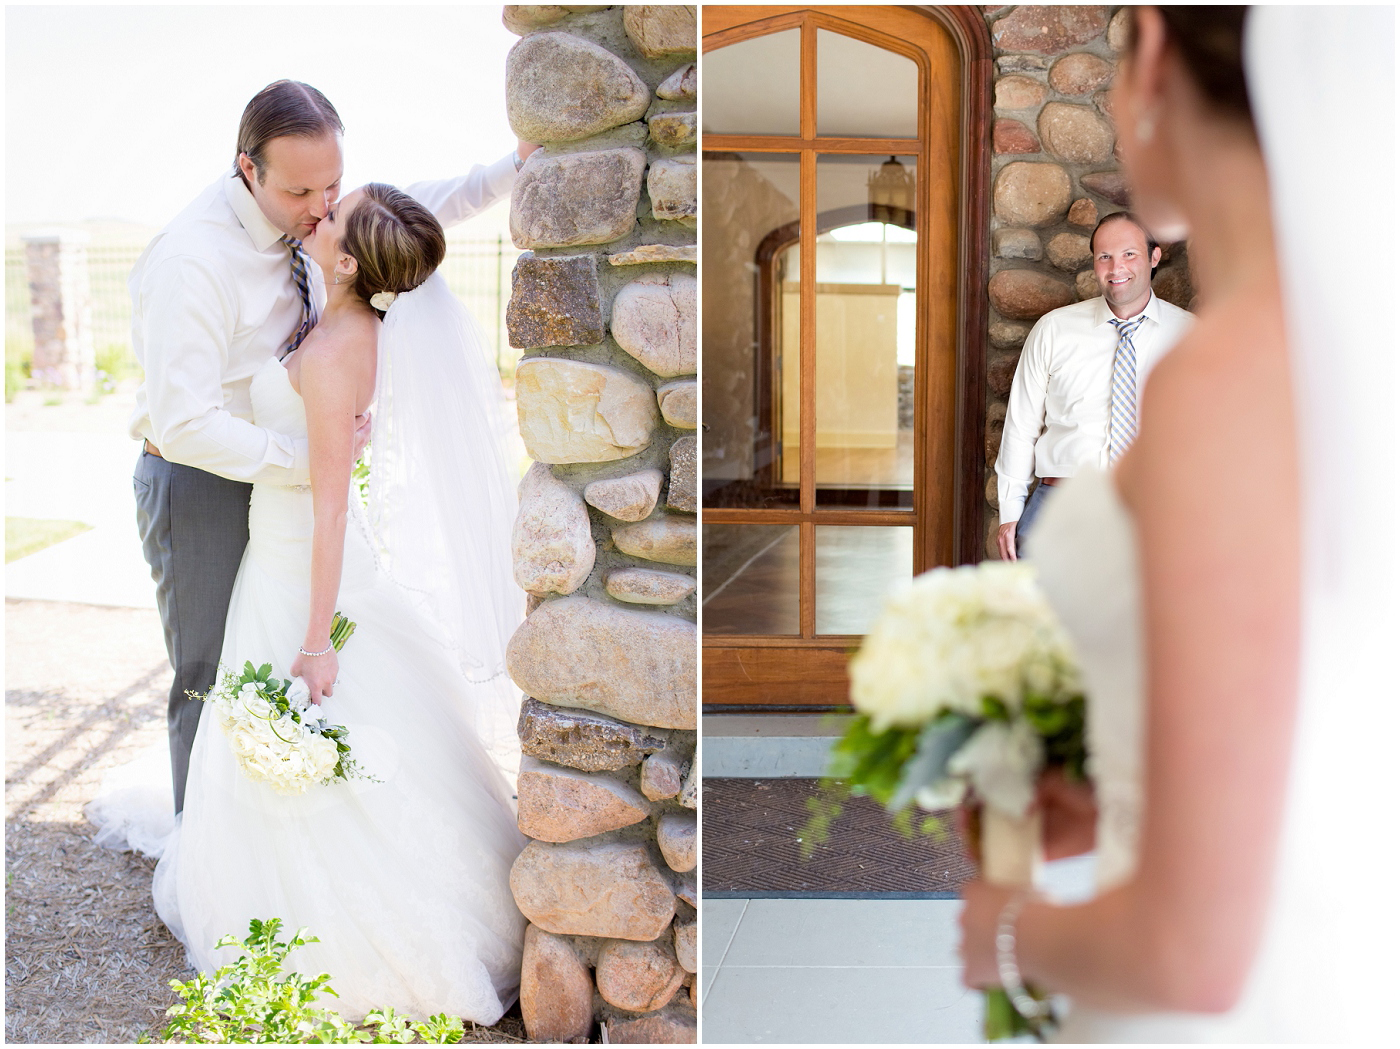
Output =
[{"x1": 702, "y1": 778, "x2": 977, "y2": 899}]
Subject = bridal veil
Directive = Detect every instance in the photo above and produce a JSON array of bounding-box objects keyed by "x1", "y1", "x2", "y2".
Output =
[
  {"x1": 367, "y1": 273, "x2": 524, "y2": 775},
  {"x1": 1246, "y1": 7, "x2": 1397, "y2": 1040}
]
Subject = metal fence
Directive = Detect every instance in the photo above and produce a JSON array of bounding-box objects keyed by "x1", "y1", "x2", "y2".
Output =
[{"x1": 5, "y1": 236, "x2": 523, "y2": 391}]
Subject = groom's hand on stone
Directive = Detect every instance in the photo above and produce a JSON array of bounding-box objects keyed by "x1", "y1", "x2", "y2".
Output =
[
  {"x1": 997, "y1": 522, "x2": 1019, "y2": 561},
  {"x1": 353, "y1": 411, "x2": 372, "y2": 460}
]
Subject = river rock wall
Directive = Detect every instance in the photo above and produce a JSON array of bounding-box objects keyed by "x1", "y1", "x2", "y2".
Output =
[{"x1": 500, "y1": 5, "x2": 697, "y2": 1043}]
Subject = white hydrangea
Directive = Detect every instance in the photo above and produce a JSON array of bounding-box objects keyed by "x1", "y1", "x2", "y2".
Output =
[{"x1": 848, "y1": 561, "x2": 1080, "y2": 732}]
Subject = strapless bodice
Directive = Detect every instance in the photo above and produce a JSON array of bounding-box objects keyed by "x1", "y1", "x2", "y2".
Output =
[
  {"x1": 1027, "y1": 470, "x2": 1273, "y2": 1041},
  {"x1": 250, "y1": 355, "x2": 309, "y2": 445},
  {"x1": 245, "y1": 356, "x2": 370, "y2": 589}
]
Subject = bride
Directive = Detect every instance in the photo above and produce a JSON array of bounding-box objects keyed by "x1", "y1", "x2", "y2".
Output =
[
  {"x1": 958, "y1": 6, "x2": 1395, "y2": 1042},
  {"x1": 107, "y1": 184, "x2": 527, "y2": 1022}
]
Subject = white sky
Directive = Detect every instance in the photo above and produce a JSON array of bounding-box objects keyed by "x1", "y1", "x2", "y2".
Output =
[{"x1": 5, "y1": 4, "x2": 521, "y2": 229}]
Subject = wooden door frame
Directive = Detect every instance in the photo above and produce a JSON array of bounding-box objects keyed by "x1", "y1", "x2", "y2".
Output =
[{"x1": 701, "y1": 6, "x2": 992, "y2": 710}]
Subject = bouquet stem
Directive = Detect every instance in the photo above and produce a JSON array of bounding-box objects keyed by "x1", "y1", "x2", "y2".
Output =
[
  {"x1": 982, "y1": 808, "x2": 1041, "y2": 888},
  {"x1": 982, "y1": 808, "x2": 1050, "y2": 1042}
]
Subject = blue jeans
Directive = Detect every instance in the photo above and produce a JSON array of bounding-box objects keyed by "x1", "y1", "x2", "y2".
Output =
[{"x1": 1014, "y1": 479, "x2": 1056, "y2": 558}]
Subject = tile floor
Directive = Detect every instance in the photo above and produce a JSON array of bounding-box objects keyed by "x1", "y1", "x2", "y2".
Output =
[{"x1": 701, "y1": 897, "x2": 984, "y2": 1044}]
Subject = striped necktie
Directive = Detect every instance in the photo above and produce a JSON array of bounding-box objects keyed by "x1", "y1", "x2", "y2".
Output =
[
  {"x1": 1108, "y1": 315, "x2": 1147, "y2": 464},
  {"x1": 281, "y1": 234, "x2": 316, "y2": 357}
]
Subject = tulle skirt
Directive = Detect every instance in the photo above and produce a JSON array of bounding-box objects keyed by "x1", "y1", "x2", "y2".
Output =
[{"x1": 104, "y1": 484, "x2": 527, "y2": 1023}]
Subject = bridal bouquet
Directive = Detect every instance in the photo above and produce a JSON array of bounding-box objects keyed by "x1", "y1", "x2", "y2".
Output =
[
  {"x1": 196, "y1": 614, "x2": 375, "y2": 796},
  {"x1": 838, "y1": 561, "x2": 1086, "y2": 817},
  {"x1": 816, "y1": 562, "x2": 1086, "y2": 1041}
]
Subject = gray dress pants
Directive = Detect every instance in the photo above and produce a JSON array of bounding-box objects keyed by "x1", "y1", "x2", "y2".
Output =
[{"x1": 133, "y1": 449, "x2": 252, "y2": 813}]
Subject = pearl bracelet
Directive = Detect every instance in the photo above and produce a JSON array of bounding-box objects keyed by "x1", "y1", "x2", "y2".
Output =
[
  {"x1": 298, "y1": 642, "x2": 334, "y2": 658},
  {"x1": 996, "y1": 890, "x2": 1052, "y2": 1023}
]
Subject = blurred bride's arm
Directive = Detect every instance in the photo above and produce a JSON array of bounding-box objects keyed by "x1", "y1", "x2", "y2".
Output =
[{"x1": 962, "y1": 290, "x2": 1300, "y2": 1012}]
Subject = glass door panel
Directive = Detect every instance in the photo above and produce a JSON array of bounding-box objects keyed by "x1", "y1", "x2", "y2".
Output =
[
  {"x1": 816, "y1": 29, "x2": 920, "y2": 138},
  {"x1": 702, "y1": 152, "x2": 801, "y2": 509},
  {"x1": 702, "y1": 524, "x2": 801, "y2": 636},
  {"x1": 815, "y1": 525, "x2": 914, "y2": 635},
  {"x1": 702, "y1": 28, "x2": 801, "y2": 136},
  {"x1": 813, "y1": 154, "x2": 918, "y2": 507}
]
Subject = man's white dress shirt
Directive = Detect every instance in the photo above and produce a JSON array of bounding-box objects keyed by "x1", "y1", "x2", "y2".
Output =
[
  {"x1": 995, "y1": 292, "x2": 1194, "y2": 524},
  {"x1": 128, "y1": 153, "x2": 519, "y2": 485}
]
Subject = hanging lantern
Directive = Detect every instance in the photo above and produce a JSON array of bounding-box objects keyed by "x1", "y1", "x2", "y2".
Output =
[{"x1": 868, "y1": 156, "x2": 915, "y2": 226}]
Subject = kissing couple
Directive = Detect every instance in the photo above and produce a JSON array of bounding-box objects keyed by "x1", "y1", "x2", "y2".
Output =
[{"x1": 90, "y1": 79, "x2": 538, "y2": 1023}]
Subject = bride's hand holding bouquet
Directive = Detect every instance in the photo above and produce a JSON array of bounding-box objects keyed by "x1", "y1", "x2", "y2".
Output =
[{"x1": 819, "y1": 560, "x2": 1088, "y2": 1039}]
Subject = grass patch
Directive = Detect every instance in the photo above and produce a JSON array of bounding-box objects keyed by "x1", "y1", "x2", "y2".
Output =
[{"x1": 6, "y1": 516, "x2": 93, "y2": 562}]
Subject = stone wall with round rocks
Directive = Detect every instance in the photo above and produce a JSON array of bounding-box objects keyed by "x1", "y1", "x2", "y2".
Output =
[
  {"x1": 981, "y1": 6, "x2": 1194, "y2": 557},
  {"x1": 501, "y1": 5, "x2": 697, "y2": 1044}
]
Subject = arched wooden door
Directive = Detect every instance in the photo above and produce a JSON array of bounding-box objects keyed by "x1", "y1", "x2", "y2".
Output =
[{"x1": 701, "y1": 5, "x2": 990, "y2": 708}]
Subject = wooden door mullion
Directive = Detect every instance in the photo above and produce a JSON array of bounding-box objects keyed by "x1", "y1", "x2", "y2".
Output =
[
  {"x1": 799, "y1": 147, "x2": 816, "y2": 519},
  {"x1": 799, "y1": 520, "x2": 817, "y2": 638}
]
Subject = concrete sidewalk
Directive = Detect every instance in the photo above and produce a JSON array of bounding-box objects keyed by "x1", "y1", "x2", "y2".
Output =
[
  {"x1": 701, "y1": 897, "x2": 984, "y2": 1043},
  {"x1": 6, "y1": 426, "x2": 156, "y2": 609}
]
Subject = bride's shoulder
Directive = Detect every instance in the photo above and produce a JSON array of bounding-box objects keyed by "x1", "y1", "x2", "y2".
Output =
[{"x1": 297, "y1": 313, "x2": 378, "y2": 394}]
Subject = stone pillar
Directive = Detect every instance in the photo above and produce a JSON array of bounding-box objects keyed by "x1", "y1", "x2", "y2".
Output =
[
  {"x1": 22, "y1": 230, "x2": 95, "y2": 390},
  {"x1": 982, "y1": 5, "x2": 1194, "y2": 556},
  {"x1": 501, "y1": 5, "x2": 697, "y2": 1044}
]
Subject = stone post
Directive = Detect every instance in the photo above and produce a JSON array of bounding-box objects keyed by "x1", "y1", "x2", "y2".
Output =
[
  {"x1": 22, "y1": 230, "x2": 95, "y2": 390},
  {"x1": 982, "y1": 5, "x2": 1194, "y2": 556},
  {"x1": 500, "y1": 6, "x2": 697, "y2": 1044}
]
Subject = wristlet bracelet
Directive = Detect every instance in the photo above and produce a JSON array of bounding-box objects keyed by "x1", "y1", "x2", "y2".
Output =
[
  {"x1": 299, "y1": 642, "x2": 334, "y2": 657},
  {"x1": 996, "y1": 890, "x2": 1052, "y2": 1022}
]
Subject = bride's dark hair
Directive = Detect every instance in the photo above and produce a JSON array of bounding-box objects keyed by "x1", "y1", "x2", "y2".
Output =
[
  {"x1": 1135, "y1": 6, "x2": 1255, "y2": 132},
  {"x1": 339, "y1": 184, "x2": 446, "y2": 317}
]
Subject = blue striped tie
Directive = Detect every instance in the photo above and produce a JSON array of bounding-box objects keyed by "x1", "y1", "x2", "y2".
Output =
[
  {"x1": 1108, "y1": 315, "x2": 1146, "y2": 463},
  {"x1": 282, "y1": 235, "x2": 317, "y2": 357}
]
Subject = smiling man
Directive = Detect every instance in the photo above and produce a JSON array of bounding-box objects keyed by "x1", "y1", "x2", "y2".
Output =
[
  {"x1": 993, "y1": 212, "x2": 1194, "y2": 560},
  {"x1": 128, "y1": 80, "x2": 535, "y2": 811}
]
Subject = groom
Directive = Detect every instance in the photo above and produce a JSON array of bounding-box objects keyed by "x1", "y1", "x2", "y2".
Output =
[
  {"x1": 130, "y1": 79, "x2": 538, "y2": 812},
  {"x1": 994, "y1": 212, "x2": 1194, "y2": 559}
]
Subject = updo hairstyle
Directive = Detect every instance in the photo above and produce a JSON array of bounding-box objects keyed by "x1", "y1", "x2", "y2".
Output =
[{"x1": 338, "y1": 183, "x2": 446, "y2": 317}]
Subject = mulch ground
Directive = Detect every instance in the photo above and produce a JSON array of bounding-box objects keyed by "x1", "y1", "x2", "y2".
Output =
[
  {"x1": 4, "y1": 597, "x2": 528, "y2": 1044},
  {"x1": 702, "y1": 777, "x2": 978, "y2": 895}
]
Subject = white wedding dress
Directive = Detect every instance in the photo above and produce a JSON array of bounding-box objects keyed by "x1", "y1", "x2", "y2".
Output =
[
  {"x1": 1018, "y1": 7, "x2": 1396, "y2": 1042},
  {"x1": 1030, "y1": 470, "x2": 1280, "y2": 1041},
  {"x1": 98, "y1": 355, "x2": 527, "y2": 1023}
]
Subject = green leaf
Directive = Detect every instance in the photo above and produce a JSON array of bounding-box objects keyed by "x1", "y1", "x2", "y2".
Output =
[
  {"x1": 980, "y1": 695, "x2": 1011, "y2": 722},
  {"x1": 920, "y1": 815, "x2": 949, "y2": 842},
  {"x1": 795, "y1": 782, "x2": 847, "y2": 860}
]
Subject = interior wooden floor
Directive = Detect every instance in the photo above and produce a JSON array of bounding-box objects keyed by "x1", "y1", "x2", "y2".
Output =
[
  {"x1": 779, "y1": 431, "x2": 915, "y2": 487},
  {"x1": 703, "y1": 525, "x2": 913, "y2": 636}
]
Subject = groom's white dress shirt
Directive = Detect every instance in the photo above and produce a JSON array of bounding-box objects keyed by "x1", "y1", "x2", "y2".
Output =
[
  {"x1": 996, "y1": 292, "x2": 1194, "y2": 524},
  {"x1": 128, "y1": 152, "x2": 519, "y2": 485}
]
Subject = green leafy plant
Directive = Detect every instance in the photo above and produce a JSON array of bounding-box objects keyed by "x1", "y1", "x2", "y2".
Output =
[
  {"x1": 352, "y1": 445, "x2": 371, "y2": 505},
  {"x1": 158, "y1": 918, "x2": 468, "y2": 1044}
]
